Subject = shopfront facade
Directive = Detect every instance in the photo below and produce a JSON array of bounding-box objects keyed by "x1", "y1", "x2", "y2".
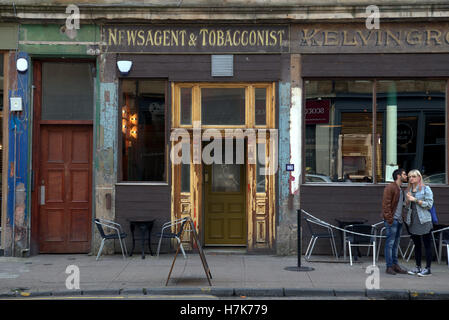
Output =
[
  {"x1": 293, "y1": 22, "x2": 449, "y2": 255},
  {"x1": 1, "y1": 2, "x2": 449, "y2": 257},
  {"x1": 108, "y1": 24, "x2": 288, "y2": 253}
]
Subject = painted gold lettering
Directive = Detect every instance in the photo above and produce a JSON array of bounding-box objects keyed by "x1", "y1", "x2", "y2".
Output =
[
  {"x1": 137, "y1": 30, "x2": 145, "y2": 46},
  {"x1": 119, "y1": 30, "x2": 125, "y2": 45},
  {"x1": 209, "y1": 30, "x2": 216, "y2": 46},
  {"x1": 171, "y1": 30, "x2": 179, "y2": 46},
  {"x1": 301, "y1": 29, "x2": 321, "y2": 46},
  {"x1": 145, "y1": 30, "x2": 154, "y2": 46},
  {"x1": 323, "y1": 31, "x2": 338, "y2": 46},
  {"x1": 241, "y1": 31, "x2": 248, "y2": 46},
  {"x1": 249, "y1": 30, "x2": 257, "y2": 46},
  {"x1": 343, "y1": 31, "x2": 357, "y2": 46},
  {"x1": 199, "y1": 29, "x2": 208, "y2": 46},
  {"x1": 269, "y1": 30, "x2": 277, "y2": 46},
  {"x1": 108, "y1": 28, "x2": 117, "y2": 46},
  {"x1": 386, "y1": 30, "x2": 401, "y2": 46},
  {"x1": 357, "y1": 30, "x2": 374, "y2": 46},
  {"x1": 257, "y1": 30, "x2": 265, "y2": 46},
  {"x1": 277, "y1": 30, "x2": 285, "y2": 45},
  {"x1": 217, "y1": 30, "x2": 224, "y2": 46},
  {"x1": 426, "y1": 29, "x2": 442, "y2": 45},
  {"x1": 225, "y1": 30, "x2": 233, "y2": 46},
  {"x1": 154, "y1": 30, "x2": 162, "y2": 46},
  {"x1": 406, "y1": 30, "x2": 421, "y2": 45},
  {"x1": 376, "y1": 30, "x2": 383, "y2": 46},
  {"x1": 180, "y1": 30, "x2": 187, "y2": 46},
  {"x1": 163, "y1": 30, "x2": 170, "y2": 46},
  {"x1": 233, "y1": 30, "x2": 241, "y2": 46},
  {"x1": 127, "y1": 30, "x2": 137, "y2": 46}
]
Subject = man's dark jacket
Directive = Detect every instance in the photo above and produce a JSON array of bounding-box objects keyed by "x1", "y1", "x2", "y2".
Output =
[{"x1": 382, "y1": 182, "x2": 404, "y2": 224}]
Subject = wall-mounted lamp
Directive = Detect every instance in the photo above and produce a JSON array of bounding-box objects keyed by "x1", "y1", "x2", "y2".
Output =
[
  {"x1": 16, "y1": 58, "x2": 28, "y2": 73},
  {"x1": 130, "y1": 113, "x2": 138, "y2": 125},
  {"x1": 117, "y1": 60, "x2": 132, "y2": 75},
  {"x1": 130, "y1": 126, "x2": 138, "y2": 139}
]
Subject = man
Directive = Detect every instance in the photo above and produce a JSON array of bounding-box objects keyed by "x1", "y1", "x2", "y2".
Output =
[{"x1": 381, "y1": 168, "x2": 408, "y2": 275}]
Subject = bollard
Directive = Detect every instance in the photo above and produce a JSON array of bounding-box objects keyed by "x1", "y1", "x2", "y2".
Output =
[{"x1": 284, "y1": 209, "x2": 314, "y2": 272}]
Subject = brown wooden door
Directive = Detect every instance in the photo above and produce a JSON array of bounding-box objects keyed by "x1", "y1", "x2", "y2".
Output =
[{"x1": 38, "y1": 125, "x2": 92, "y2": 253}]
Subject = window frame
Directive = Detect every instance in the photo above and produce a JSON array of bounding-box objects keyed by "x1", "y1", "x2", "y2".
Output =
[
  {"x1": 303, "y1": 78, "x2": 448, "y2": 185},
  {"x1": 118, "y1": 78, "x2": 169, "y2": 184}
]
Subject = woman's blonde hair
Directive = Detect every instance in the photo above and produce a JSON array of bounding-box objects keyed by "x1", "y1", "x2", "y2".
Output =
[{"x1": 407, "y1": 169, "x2": 426, "y2": 191}]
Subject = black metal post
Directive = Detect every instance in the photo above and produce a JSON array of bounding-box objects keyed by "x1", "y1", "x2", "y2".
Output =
[{"x1": 285, "y1": 209, "x2": 314, "y2": 272}]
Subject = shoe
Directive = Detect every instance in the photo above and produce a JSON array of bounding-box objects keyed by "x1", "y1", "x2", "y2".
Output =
[
  {"x1": 407, "y1": 266, "x2": 421, "y2": 275},
  {"x1": 393, "y1": 264, "x2": 407, "y2": 274},
  {"x1": 418, "y1": 268, "x2": 432, "y2": 277},
  {"x1": 386, "y1": 267, "x2": 396, "y2": 275}
]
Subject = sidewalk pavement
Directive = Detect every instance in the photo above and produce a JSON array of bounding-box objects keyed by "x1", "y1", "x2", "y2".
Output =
[{"x1": 0, "y1": 251, "x2": 448, "y2": 299}]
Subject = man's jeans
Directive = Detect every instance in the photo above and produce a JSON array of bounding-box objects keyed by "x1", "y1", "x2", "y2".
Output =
[{"x1": 384, "y1": 219, "x2": 402, "y2": 268}]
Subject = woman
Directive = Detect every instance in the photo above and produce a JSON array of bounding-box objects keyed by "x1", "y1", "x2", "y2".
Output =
[{"x1": 405, "y1": 169, "x2": 434, "y2": 277}]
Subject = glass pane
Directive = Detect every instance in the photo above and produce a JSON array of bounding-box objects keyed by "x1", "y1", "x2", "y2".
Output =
[
  {"x1": 121, "y1": 80, "x2": 166, "y2": 181},
  {"x1": 0, "y1": 55, "x2": 3, "y2": 219},
  {"x1": 305, "y1": 80, "x2": 373, "y2": 183},
  {"x1": 255, "y1": 88, "x2": 267, "y2": 125},
  {"x1": 377, "y1": 80, "x2": 446, "y2": 183},
  {"x1": 181, "y1": 163, "x2": 190, "y2": 192},
  {"x1": 201, "y1": 88, "x2": 245, "y2": 125},
  {"x1": 256, "y1": 143, "x2": 266, "y2": 192},
  {"x1": 180, "y1": 87, "x2": 192, "y2": 125},
  {"x1": 42, "y1": 62, "x2": 93, "y2": 120},
  {"x1": 212, "y1": 164, "x2": 241, "y2": 192}
]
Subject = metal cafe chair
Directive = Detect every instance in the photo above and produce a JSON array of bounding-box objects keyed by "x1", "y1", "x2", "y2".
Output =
[
  {"x1": 373, "y1": 221, "x2": 408, "y2": 262},
  {"x1": 94, "y1": 218, "x2": 128, "y2": 261},
  {"x1": 156, "y1": 217, "x2": 189, "y2": 259},
  {"x1": 344, "y1": 224, "x2": 376, "y2": 266},
  {"x1": 431, "y1": 226, "x2": 449, "y2": 267},
  {"x1": 304, "y1": 217, "x2": 339, "y2": 260}
]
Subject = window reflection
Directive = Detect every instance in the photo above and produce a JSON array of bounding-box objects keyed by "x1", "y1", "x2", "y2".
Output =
[
  {"x1": 304, "y1": 79, "x2": 447, "y2": 184},
  {"x1": 377, "y1": 80, "x2": 446, "y2": 182},
  {"x1": 121, "y1": 80, "x2": 166, "y2": 182},
  {"x1": 305, "y1": 80, "x2": 373, "y2": 183}
]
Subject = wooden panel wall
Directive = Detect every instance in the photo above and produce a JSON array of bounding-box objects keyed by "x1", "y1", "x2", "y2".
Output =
[
  {"x1": 115, "y1": 184, "x2": 171, "y2": 253},
  {"x1": 119, "y1": 54, "x2": 282, "y2": 81},
  {"x1": 302, "y1": 54, "x2": 449, "y2": 78},
  {"x1": 300, "y1": 184, "x2": 449, "y2": 256}
]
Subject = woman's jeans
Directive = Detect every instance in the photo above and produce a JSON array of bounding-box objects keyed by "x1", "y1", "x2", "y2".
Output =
[
  {"x1": 384, "y1": 219, "x2": 402, "y2": 268},
  {"x1": 411, "y1": 233, "x2": 432, "y2": 269}
]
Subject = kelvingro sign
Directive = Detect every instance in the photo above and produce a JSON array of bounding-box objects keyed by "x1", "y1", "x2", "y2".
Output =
[
  {"x1": 104, "y1": 25, "x2": 289, "y2": 53},
  {"x1": 292, "y1": 23, "x2": 449, "y2": 53}
]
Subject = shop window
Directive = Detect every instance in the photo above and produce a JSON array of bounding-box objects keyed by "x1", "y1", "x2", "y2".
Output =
[
  {"x1": 255, "y1": 87, "x2": 267, "y2": 126},
  {"x1": 305, "y1": 80, "x2": 373, "y2": 183},
  {"x1": 180, "y1": 87, "x2": 192, "y2": 125},
  {"x1": 42, "y1": 62, "x2": 94, "y2": 120},
  {"x1": 0, "y1": 55, "x2": 3, "y2": 228},
  {"x1": 121, "y1": 80, "x2": 166, "y2": 182},
  {"x1": 377, "y1": 80, "x2": 446, "y2": 183},
  {"x1": 256, "y1": 143, "x2": 266, "y2": 192},
  {"x1": 305, "y1": 79, "x2": 447, "y2": 184},
  {"x1": 201, "y1": 88, "x2": 245, "y2": 125}
]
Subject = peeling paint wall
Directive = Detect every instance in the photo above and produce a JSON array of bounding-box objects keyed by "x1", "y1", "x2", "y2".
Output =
[
  {"x1": 93, "y1": 81, "x2": 118, "y2": 255},
  {"x1": 5, "y1": 52, "x2": 30, "y2": 257}
]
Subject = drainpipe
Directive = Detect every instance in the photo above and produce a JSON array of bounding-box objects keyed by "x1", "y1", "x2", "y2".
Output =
[{"x1": 386, "y1": 82, "x2": 397, "y2": 181}]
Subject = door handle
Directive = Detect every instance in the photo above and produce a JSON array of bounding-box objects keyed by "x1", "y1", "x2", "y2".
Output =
[{"x1": 40, "y1": 185, "x2": 45, "y2": 205}]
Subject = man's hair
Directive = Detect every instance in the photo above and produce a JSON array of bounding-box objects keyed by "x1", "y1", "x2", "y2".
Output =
[{"x1": 392, "y1": 168, "x2": 405, "y2": 181}]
